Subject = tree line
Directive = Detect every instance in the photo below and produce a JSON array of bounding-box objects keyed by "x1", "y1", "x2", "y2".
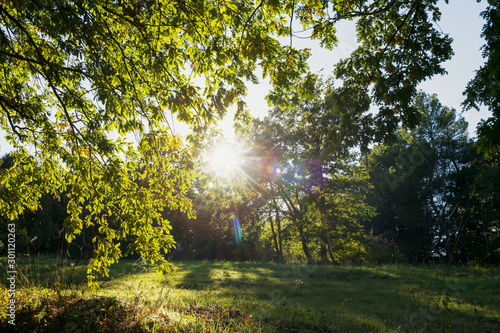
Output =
[
  {"x1": 2, "y1": 90, "x2": 499, "y2": 265},
  {"x1": 156, "y1": 88, "x2": 500, "y2": 266}
]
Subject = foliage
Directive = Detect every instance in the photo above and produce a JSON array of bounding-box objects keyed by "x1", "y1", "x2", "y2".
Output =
[
  {"x1": 0, "y1": 0, "x2": 301, "y2": 286},
  {"x1": 464, "y1": 0, "x2": 500, "y2": 161},
  {"x1": 365, "y1": 92, "x2": 497, "y2": 263},
  {"x1": 366, "y1": 139, "x2": 436, "y2": 261},
  {"x1": 462, "y1": 158, "x2": 500, "y2": 264},
  {"x1": 0, "y1": 0, "x2": 460, "y2": 284},
  {"x1": 245, "y1": 75, "x2": 382, "y2": 264},
  {"x1": 270, "y1": 0, "x2": 454, "y2": 141},
  {"x1": 462, "y1": 1, "x2": 500, "y2": 263}
]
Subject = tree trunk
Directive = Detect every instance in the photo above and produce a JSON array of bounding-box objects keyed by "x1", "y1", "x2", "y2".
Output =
[
  {"x1": 279, "y1": 184, "x2": 313, "y2": 264},
  {"x1": 327, "y1": 241, "x2": 339, "y2": 265},
  {"x1": 301, "y1": 238, "x2": 315, "y2": 265},
  {"x1": 320, "y1": 241, "x2": 328, "y2": 265},
  {"x1": 269, "y1": 210, "x2": 282, "y2": 263},
  {"x1": 272, "y1": 196, "x2": 284, "y2": 263},
  {"x1": 277, "y1": 211, "x2": 283, "y2": 262},
  {"x1": 297, "y1": 225, "x2": 315, "y2": 264}
]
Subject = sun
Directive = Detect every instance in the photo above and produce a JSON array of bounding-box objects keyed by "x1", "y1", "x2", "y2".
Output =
[{"x1": 206, "y1": 141, "x2": 243, "y2": 178}]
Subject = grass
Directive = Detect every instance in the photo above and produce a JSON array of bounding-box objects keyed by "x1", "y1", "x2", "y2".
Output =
[{"x1": 1, "y1": 256, "x2": 499, "y2": 332}]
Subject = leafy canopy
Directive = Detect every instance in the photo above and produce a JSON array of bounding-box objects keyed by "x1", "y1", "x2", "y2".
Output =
[
  {"x1": 1, "y1": 0, "x2": 453, "y2": 285},
  {"x1": 464, "y1": 0, "x2": 500, "y2": 161}
]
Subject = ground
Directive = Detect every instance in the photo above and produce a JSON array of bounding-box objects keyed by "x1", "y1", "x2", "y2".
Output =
[{"x1": 0, "y1": 258, "x2": 499, "y2": 332}]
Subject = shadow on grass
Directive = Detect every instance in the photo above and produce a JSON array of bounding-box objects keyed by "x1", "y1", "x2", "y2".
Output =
[
  {"x1": 1, "y1": 284, "x2": 254, "y2": 333},
  {"x1": 171, "y1": 262, "x2": 500, "y2": 332}
]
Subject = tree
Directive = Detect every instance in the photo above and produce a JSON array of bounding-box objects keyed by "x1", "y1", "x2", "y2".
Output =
[
  {"x1": 365, "y1": 139, "x2": 436, "y2": 261},
  {"x1": 0, "y1": 0, "x2": 306, "y2": 286},
  {"x1": 464, "y1": 159, "x2": 500, "y2": 264},
  {"x1": 462, "y1": 0, "x2": 500, "y2": 265},
  {"x1": 366, "y1": 92, "x2": 476, "y2": 262},
  {"x1": 247, "y1": 75, "x2": 377, "y2": 264},
  {"x1": 464, "y1": 0, "x2": 500, "y2": 161},
  {"x1": 269, "y1": 0, "x2": 453, "y2": 141},
  {"x1": 1, "y1": 0, "x2": 455, "y2": 283}
]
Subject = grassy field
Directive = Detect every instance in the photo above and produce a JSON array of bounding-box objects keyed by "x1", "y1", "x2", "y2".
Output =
[{"x1": 0, "y1": 257, "x2": 499, "y2": 332}]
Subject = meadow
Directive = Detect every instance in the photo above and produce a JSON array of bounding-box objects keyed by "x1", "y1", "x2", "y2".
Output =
[{"x1": 1, "y1": 257, "x2": 499, "y2": 332}]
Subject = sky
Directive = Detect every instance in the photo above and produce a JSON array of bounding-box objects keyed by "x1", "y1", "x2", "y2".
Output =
[{"x1": 0, "y1": 1, "x2": 492, "y2": 155}]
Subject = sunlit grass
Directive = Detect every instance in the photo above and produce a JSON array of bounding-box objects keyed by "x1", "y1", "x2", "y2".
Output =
[{"x1": 1, "y1": 257, "x2": 499, "y2": 332}]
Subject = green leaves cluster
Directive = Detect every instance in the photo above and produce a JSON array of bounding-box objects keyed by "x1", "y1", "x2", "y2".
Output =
[
  {"x1": 464, "y1": 0, "x2": 500, "y2": 161},
  {"x1": 0, "y1": 0, "x2": 287, "y2": 286},
  {"x1": 334, "y1": 1, "x2": 453, "y2": 134}
]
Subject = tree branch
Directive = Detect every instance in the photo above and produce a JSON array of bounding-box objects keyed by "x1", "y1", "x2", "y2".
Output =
[
  {"x1": 0, "y1": 49, "x2": 90, "y2": 78},
  {"x1": 0, "y1": 100, "x2": 28, "y2": 140},
  {"x1": 329, "y1": 0, "x2": 399, "y2": 22}
]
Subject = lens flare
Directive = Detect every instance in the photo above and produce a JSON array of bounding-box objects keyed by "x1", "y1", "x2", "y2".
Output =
[
  {"x1": 233, "y1": 215, "x2": 242, "y2": 245},
  {"x1": 266, "y1": 161, "x2": 282, "y2": 181}
]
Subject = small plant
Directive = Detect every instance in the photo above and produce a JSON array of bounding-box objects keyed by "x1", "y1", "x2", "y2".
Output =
[{"x1": 133, "y1": 256, "x2": 149, "y2": 273}]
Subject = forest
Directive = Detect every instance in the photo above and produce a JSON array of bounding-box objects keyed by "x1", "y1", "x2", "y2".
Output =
[{"x1": 0, "y1": 0, "x2": 499, "y2": 331}]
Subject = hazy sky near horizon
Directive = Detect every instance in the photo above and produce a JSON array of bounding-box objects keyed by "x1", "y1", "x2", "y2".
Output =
[{"x1": 0, "y1": 1, "x2": 493, "y2": 155}]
